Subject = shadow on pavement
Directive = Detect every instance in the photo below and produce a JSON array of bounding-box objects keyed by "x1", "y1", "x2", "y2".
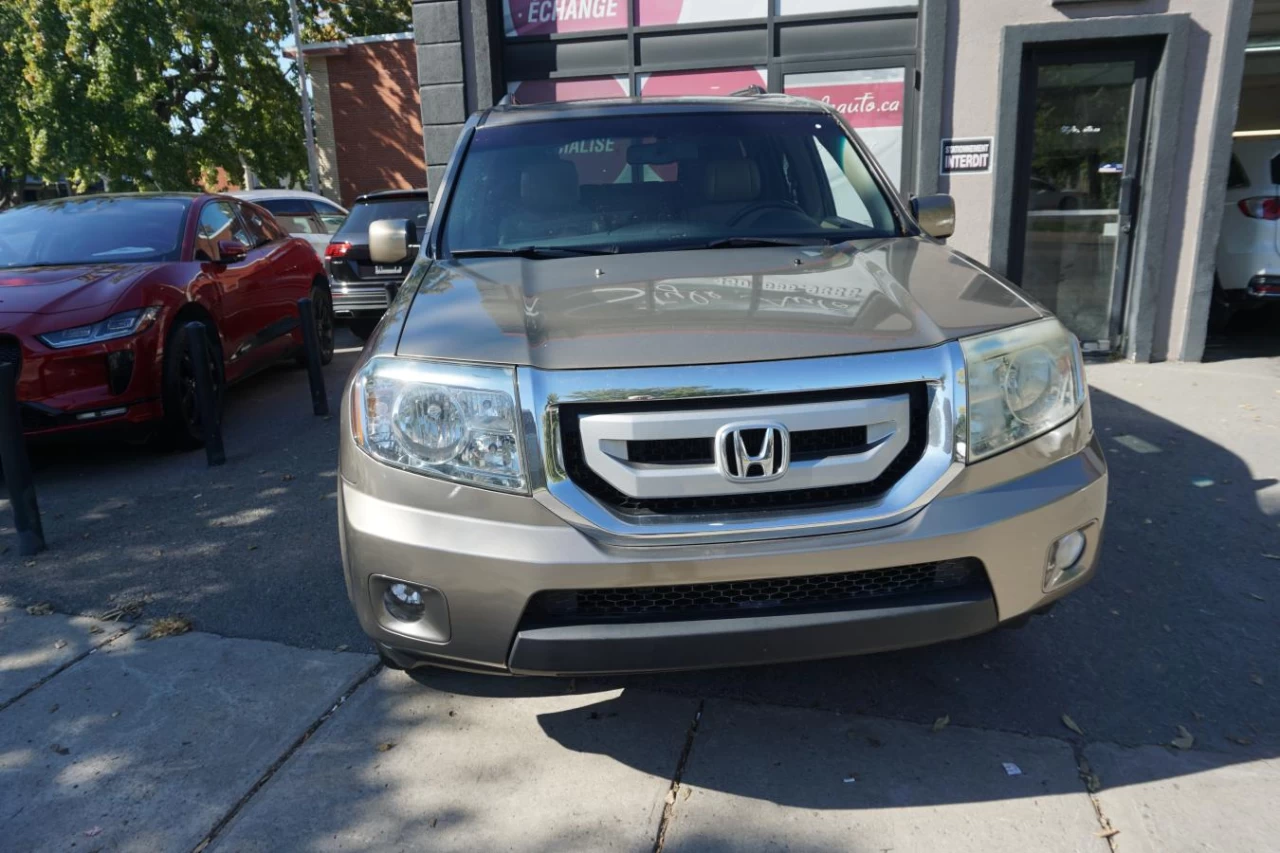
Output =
[
  {"x1": 411, "y1": 384, "x2": 1280, "y2": 811},
  {"x1": 0, "y1": 336, "x2": 370, "y2": 650}
]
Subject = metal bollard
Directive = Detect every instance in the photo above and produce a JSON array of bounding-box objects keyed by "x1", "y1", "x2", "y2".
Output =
[
  {"x1": 183, "y1": 322, "x2": 225, "y2": 467},
  {"x1": 0, "y1": 362, "x2": 45, "y2": 555},
  {"x1": 297, "y1": 297, "x2": 330, "y2": 416}
]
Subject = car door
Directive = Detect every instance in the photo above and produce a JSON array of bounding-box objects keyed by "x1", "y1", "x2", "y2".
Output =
[
  {"x1": 194, "y1": 200, "x2": 259, "y2": 373},
  {"x1": 234, "y1": 201, "x2": 310, "y2": 364}
]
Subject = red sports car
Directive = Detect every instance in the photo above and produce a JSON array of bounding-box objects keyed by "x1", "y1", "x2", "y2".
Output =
[{"x1": 0, "y1": 193, "x2": 335, "y2": 445}]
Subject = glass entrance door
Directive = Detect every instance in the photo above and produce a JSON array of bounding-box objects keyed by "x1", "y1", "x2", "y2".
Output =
[{"x1": 1009, "y1": 44, "x2": 1156, "y2": 352}]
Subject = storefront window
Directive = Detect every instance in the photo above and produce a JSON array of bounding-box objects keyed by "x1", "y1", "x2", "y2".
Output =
[
  {"x1": 638, "y1": 67, "x2": 768, "y2": 98},
  {"x1": 774, "y1": 0, "x2": 918, "y2": 14},
  {"x1": 783, "y1": 68, "x2": 905, "y2": 187},
  {"x1": 507, "y1": 76, "x2": 630, "y2": 104},
  {"x1": 503, "y1": 0, "x2": 626, "y2": 37},
  {"x1": 637, "y1": 0, "x2": 766, "y2": 27}
]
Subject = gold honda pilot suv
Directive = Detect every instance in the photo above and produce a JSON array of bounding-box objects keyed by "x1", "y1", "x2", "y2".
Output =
[{"x1": 338, "y1": 94, "x2": 1107, "y2": 676}]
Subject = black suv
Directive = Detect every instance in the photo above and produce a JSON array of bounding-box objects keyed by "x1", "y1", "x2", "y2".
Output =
[{"x1": 325, "y1": 189, "x2": 432, "y2": 339}]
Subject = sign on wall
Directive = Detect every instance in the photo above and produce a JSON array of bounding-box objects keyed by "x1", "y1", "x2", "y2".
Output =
[
  {"x1": 636, "y1": 0, "x2": 766, "y2": 26},
  {"x1": 504, "y1": 0, "x2": 627, "y2": 37},
  {"x1": 940, "y1": 137, "x2": 993, "y2": 174},
  {"x1": 784, "y1": 68, "x2": 905, "y2": 188},
  {"x1": 637, "y1": 67, "x2": 768, "y2": 97}
]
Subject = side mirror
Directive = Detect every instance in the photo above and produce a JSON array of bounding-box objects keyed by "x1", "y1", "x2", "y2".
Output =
[
  {"x1": 910, "y1": 194, "x2": 956, "y2": 240},
  {"x1": 217, "y1": 239, "x2": 249, "y2": 263},
  {"x1": 369, "y1": 219, "x2": 418, "y2": 264}
]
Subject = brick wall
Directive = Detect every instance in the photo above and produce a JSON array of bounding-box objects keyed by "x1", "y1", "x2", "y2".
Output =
[{"x1": 323, "y1": 38, "x2": 426, "y2": 206}]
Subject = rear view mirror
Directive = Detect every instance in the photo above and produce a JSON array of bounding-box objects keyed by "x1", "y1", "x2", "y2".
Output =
[
  {"x1": 369, "y1": 219, "x2": 418, "y2": 264},
  {"x1": 910, "y1": 194, "x2": 956, "y2": 240},
  {"x1": 217, "y1": 239, "x2": 248, "y2": 263}
]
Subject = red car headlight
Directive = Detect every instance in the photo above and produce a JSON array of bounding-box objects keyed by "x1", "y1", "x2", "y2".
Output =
[{"x1": 37, "y1": 306, "x2": 161, "y2": 350}]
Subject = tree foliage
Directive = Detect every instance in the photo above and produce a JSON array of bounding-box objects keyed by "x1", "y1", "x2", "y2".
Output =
[
  {"x1": 0, "y1": 0, "x2": 412, "y2": 207},
  {"x1": 301, "y1": 0, "x2": 412, "y2": 43}
]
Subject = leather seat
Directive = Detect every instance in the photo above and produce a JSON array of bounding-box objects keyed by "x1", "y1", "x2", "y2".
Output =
[
  {"x1": 688, "y1": 159, "x2": 763, "y2": 225},
  {"x1": 499, "y1": 160, "x2": 598, "y2": 244}
]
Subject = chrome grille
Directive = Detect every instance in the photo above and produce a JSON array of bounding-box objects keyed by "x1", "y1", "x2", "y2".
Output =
[
  {"x1": 518, "y1": 344, "x2": 965, "y2": 544},
  {"x1": 558, "y1": 385, "x2": 927, "y2": 515}
]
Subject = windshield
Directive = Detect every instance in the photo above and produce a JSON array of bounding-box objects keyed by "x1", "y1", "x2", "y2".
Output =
[
  {"x1": 442, "y1": 111, "x2": 899, "y2": 256},
  {"x1": 336, "y1": 199, "x2": 432, "y2": 242},
  {"x1": 0, "y1": 196, "x2": 190, "y2": 269}
]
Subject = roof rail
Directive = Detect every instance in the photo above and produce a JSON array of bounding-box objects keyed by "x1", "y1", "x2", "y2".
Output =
[{"x1": 729, "y1": 85, "x2": 767, "y2": 97}]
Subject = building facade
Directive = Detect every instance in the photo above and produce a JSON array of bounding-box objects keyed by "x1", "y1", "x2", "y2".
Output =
[
  {"x1": 301, "y1": 32, "x2": 427, "y2": 207},
  {"x1": 406, "y1": 0, "x2": 1277, "y2": 362}
]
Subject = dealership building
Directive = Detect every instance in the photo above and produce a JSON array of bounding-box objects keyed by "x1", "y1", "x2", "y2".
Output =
[{"x1": 299, "y1": 0, "x2": 1278, "y2": 362}]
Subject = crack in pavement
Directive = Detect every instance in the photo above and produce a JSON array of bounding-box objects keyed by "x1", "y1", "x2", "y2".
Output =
[
  {"x1": 1073, "y1": 744, "x2": 1120, "y2": 852},
  {"x1": 653, "y1": 699, "x2": 705, "y2": 853},
  {"x1": 190, "y1": 660, "x2": 383, "y2": 853},
  {"x1": 0, "y1": 624, "x2": 133, "y2": 714}
]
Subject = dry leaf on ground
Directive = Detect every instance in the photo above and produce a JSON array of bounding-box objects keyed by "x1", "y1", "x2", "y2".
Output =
[
  {"x1": 1062, "y1": 713, "x2": 1085, "y2": 736},
  {"x1": 1171, "y1": 725, "x2": 1195, "y2": 750},
  {"x1": 144, "y1": 617, "x2": 192, "y2": 640},
  {"x1": 376, "y1": 741, "x2": 396, "y2": 752},
  {"x1": 931, "y1": 715, "x2": 950, "y2": 732}
]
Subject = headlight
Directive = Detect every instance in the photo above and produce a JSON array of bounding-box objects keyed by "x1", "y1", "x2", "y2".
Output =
[
  {"x1": 38, "y1": 307, "x2": 160, "y2": 349},
  {"x1": 961, "y1": 318, "x2": 1085, "y2": 461},
  {"x1": 350, "y1": 357, "x2": 526, "y2": 493}
]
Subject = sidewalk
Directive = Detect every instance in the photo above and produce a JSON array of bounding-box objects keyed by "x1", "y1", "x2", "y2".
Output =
[{"x1": 4, "y1": 602, "x2": 1279, "y2": 852}]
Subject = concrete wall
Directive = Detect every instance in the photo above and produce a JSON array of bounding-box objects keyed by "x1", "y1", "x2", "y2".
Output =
[
  {"x1": 324, "y1": 38, "x2": 426, "y2": 206},
  {"x1": 308, "y1": 57, "x2": 343, "y2": 203},
  {"x1": 940, "y1": 0, "x2": 1246, "y2": 361}
]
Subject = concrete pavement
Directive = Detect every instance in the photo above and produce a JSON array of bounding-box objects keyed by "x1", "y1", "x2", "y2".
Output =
[
  {"x1": 2, "y1": 347, "x2": 1279, "y2": 850},
  {"x1": 5, "y1": 603, "x2": 1280, "y2": 851}
]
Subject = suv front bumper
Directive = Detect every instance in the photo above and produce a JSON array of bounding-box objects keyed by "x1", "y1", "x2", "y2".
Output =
[{"x1": 339, "y1": 404, "x2": 1106, "y2": 675}]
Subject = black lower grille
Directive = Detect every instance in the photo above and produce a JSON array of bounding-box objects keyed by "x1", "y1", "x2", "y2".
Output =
[
  {"x1": 0, "y1": 335, "x2": 21, "y2": 371},
  {"x1": 560, "y1": 384, "x2": 929, "y2": 516},
  {"x1": 524, "y1": 558, "x2": 984, "y2": 625}
]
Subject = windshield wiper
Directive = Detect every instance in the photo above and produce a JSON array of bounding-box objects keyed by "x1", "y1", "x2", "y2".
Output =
[
  {"x1": 450, "y1": 245, "x2": 618, "y2": 259},
  {"x1": 701, "y1": 236, "x2": 828, "y2": 249}
]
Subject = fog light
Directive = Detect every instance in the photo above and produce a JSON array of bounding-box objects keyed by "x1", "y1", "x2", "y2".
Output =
[
  {"x1": 1044, "y1": 529, "x2": 1088, "y2": 591},
  {"x1": 384, "y1": 582, "x2": 426, "y2": 622}
]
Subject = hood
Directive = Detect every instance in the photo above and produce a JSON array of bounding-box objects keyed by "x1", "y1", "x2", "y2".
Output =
[
  {"x1": 396, "y1": 238, "x2": 1045, "y2": 369},
  {"x1": 0, "y1": 264, "x2": 158, "y2": 316}
]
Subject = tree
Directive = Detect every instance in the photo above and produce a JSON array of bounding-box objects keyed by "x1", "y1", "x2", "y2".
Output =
[
  {"x1": 301, "y1": 0, "x2": 413, "y2": 43},
  {"x1": 0, "y1": 2, "x2": 33, "y2": 208},
  {"x1": 3, "y1": 0, "x2": 321, "y2": 198}
]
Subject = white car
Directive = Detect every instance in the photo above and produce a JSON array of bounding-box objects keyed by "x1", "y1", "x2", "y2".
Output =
[
  {"x1": 231, "y1": 189, "x2": 348, "y2": 260},
  {"x1": 1214, "y1": 137, "x2": 1280, "y2": 329}
]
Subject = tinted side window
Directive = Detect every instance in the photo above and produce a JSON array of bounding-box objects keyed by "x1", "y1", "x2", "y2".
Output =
[
  {"x1": 1271, "y1": 153, "x2": 1280, "y2": 186},
  {"x1": 1227, "y1": 155, "x2": 1250, "y2": 190},
  {"x1": 196, "y1": 202, "x2": 251, "y2": 261}
]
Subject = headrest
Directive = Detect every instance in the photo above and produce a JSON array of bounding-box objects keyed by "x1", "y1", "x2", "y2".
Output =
[
  {"x1": 702, "y1": 160, "x2": 761, "y2": 204},
  {"x1": 520, "y1": 160, "x2": 580, "y2": 209}
]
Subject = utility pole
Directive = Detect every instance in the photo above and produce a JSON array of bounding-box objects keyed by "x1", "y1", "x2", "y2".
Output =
[{"x1": 288, "y1": 0, "x2": 320, "y2": 194}]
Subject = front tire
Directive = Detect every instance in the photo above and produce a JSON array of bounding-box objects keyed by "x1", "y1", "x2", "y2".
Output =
[
  {"x1": 161, "y1": 320, "x2": 224, "y2": 450},
  {"x1": 297, "y1": 283, "x2": 335, "y2": 367}
]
